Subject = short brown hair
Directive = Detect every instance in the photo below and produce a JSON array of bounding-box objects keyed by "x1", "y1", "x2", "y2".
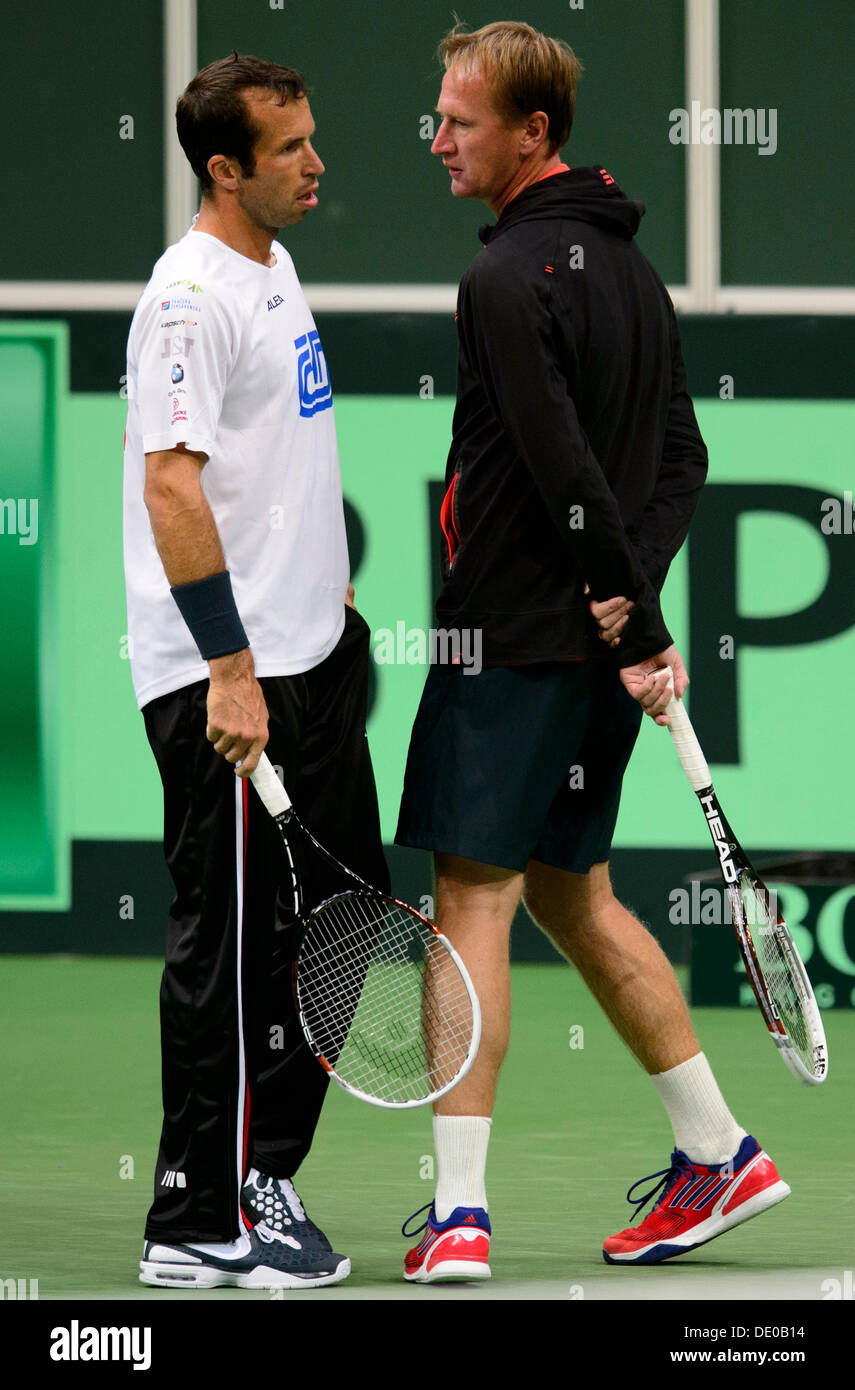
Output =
[
  {"x1": 438, "y1": 21, "x2": 583, "y2": 152},
  {"x1": 177, "y1": 52, "x2": 308, "y2": 192}
]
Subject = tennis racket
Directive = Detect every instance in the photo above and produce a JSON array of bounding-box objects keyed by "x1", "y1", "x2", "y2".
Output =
[
  {"x1": 248, "y1": 753, "x2": 481, "y2": 1109},
  {"x1": 661, "y1": 671, "x2": 828, "y2": 1085}
]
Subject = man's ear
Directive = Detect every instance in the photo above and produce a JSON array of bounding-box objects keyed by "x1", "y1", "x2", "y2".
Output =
[
  {"x1": 520, "y1": 111, "x2": 550, "y2": 156},
  {"x1": 206, "y1": 153, "x2": 241, "y2": 192}
]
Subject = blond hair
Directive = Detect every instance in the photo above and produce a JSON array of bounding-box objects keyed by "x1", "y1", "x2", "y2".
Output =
[{"x1": 438, "y1": 20, "x2": 583, "y2": 151}]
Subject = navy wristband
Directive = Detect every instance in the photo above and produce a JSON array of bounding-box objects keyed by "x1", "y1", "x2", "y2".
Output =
[{"x1": 170, "y1": 570, "x2": 249, "y2": 660}]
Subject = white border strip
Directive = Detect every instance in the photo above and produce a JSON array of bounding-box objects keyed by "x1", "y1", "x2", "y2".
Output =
[
  {"x1": 1, "y1": 281, "x2": 854, "y2": 315},
  {"x1": 305, "y1": 284, "x2": 459, "y2": 314},
  {"x1": 164, "y1": 0, "x2": 198, "y2": 248},
  {"x1": 716, "y1": 287, "x2": 855, "y2": 315},
  {"x1": 0, "y1": 282, "x2": 459, "y2": 313},
  {"x1": 0, "y1": 283, "x2": 146, "y2": 311},
  {"x1": 685, "y1": 0, "x2": 720, "y2": 311}
]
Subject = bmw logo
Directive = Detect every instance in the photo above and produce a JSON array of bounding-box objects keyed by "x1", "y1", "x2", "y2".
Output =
[{"x1": 171, "y1": 364, "x2": 184, "y2": 383}]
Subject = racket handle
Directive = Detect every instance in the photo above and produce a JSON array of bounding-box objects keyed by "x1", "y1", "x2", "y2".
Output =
[
  {"x1": 661, "y1": 668, "x2": 712, "y2": 793},
  {"x1": 249, "y1": 752, "x2": 293, "y2": 818}
]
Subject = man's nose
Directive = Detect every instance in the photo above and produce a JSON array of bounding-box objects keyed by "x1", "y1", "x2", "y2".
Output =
[{"x1": 430, "y1": 120, "x2": 453, "y2": 156}]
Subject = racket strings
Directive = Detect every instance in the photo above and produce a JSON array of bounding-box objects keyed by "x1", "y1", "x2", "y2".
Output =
[
  {"x1": 297, "y1": 892, "x2": 475, "y2": 1105},
  {"x1": 310, "y1": 899, "x2": 471, "y2": 1077},
  {"x1": 738, "y1": 880, "x2": 814, "y2": 1064}
]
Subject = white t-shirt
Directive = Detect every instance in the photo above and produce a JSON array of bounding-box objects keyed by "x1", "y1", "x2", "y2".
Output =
[{"x1": 123, "y1": 227, "x2": 348, "y2": 708}]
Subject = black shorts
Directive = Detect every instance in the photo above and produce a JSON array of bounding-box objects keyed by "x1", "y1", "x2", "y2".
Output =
[{"x1": 395, "y1": 658, "x2": 642, "y2": 874}]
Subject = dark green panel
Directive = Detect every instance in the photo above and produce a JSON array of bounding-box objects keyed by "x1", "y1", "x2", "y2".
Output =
[
  {"x1": 720, "y1": 0, "x2": 855, "y2": 285},
  {"x1": 0, "y1": 839, "x2": 693, "y2": 963},
  {"x1": 198, "y1": 0, "x2": 685, "y2": 283},
  {"x1": 1, "y1": 0, "x2": 163, "y2": 280},
  {"x1": 4, "y1": 309, "x2": 854, "y2": 399}
]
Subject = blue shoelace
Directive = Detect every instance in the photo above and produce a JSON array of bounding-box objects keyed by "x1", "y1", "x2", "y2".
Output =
[
  {"x1": 401, "y1": 1203, "x2": 434, "y2": 1238},
  {"x1": 625, "y1": 1150, "x2": 696, "y2": 1221}
]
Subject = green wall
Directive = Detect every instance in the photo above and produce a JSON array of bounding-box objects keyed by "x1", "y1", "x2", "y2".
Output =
[
  {"x1": 198, "y1": 0, "x2": 686, "y2": 284},
  {"x1": 719, "y1": 0, "x2": 855, "y2": 285},
  {"x1": 0, "y1": 0, "x2": 164, "y2": 281},
  {"x1": 5, "y1": 1, "x2": 854, "y2": 287}
]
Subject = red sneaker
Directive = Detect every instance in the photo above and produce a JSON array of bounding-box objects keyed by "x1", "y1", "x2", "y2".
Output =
[
  {"x1": 402, "y1": 1203, "x2": 491, "y2": 1283},
  {"x1": 603, "y1": 1135, "x2": 790, "y2": 1264}
]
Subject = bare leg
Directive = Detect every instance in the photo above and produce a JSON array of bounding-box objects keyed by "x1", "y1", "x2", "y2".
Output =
[
  {"x1": 522, "y1": 859, "x2": 699, "y2": 1074},
  {"x1": 432, "y1": 853, "x2": 522, "y2": 1116}
]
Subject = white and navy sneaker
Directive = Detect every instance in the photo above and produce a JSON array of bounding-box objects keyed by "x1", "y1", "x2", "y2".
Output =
[
  {"x1": 139, "y1": 1221, "x2": 349, "y2": 1289},
  {"x1": 240, "y1": 1168, "x2": 333, "y2": 1252},
  {"x1": 603, "y1": 1134, "x2": 790, "y2": 1264}
]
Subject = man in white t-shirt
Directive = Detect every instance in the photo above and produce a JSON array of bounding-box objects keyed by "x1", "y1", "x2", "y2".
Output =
[{"x1": 124, "y1": 53, "x2": 388, "y2": 1291}]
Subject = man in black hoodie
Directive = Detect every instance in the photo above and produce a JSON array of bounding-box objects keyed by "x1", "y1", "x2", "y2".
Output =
[{"x1": 397, "y1": 21, "x2": 789, "y2": 1282}]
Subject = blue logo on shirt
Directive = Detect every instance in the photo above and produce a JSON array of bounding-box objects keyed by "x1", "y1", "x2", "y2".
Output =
[
  {"x1": 294, "y1": 331, "x2": 332, "y2": 417},
  {"x1": 171, "y1": 364, "x2": 184, "y2": 383}
]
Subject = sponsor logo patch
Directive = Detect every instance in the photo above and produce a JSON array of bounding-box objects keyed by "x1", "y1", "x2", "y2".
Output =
[
  {"x1": 162, "y1": 335, "x2": 194, "y2": 358},
  {"x1": 294, "y1": 329, "x2": 333, "y2": 417}
]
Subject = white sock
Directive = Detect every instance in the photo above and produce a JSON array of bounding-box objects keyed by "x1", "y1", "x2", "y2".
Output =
[
  {"x1": 433, "y1": 1115, "x2": 492, "y2": 1220},
  {"x1": 651, "y1": 1052, "x2": 747, "y2": 1165}
]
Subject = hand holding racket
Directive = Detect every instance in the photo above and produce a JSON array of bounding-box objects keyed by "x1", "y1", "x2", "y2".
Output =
[
  {"x1": 248, "y1": 754, "x2": 481, "y2": 1109},
  {"x1": 660, "y1": 670, "x2": 828, "y2": 1086}
]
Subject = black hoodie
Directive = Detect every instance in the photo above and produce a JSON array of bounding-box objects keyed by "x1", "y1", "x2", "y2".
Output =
[{"x1": 435, "y1": 165, "x2": 708, "y2": 668}]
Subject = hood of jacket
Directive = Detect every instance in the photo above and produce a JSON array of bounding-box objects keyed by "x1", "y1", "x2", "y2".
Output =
[{"x1": 478, "y1": 165, "x2": 645, "y2": 245}]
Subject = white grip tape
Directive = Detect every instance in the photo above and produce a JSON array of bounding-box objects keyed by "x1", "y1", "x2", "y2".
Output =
[
  {"x1": 249, "y1": 752, "x2": 292, "y2": 818},
  {"x1": 662, "y1": 669, "x2": 712, "y2": 793}
]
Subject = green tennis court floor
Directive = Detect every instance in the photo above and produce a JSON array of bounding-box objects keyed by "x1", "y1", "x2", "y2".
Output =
[{"x1": 1, "y1": 957, "x2": 851, "y2": 1302}]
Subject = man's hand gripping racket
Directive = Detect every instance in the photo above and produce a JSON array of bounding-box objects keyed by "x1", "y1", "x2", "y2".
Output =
[
  {"x1": 660, "y1": 670, "x2": 828, "y2": 1086},
  {"x1": 248, "y1": 754, "x2": 481, "y2": 1109}
]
